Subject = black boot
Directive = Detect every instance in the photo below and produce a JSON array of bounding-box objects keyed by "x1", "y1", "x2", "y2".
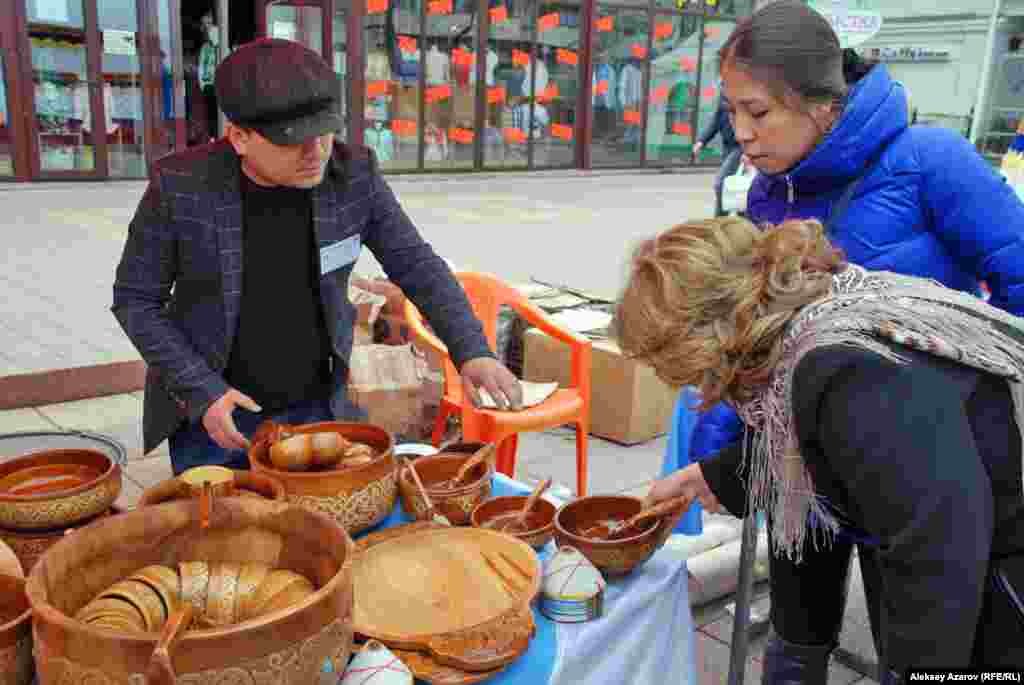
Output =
[{"x1": 761, "y1": 634, "x2": 834, "y2": 685}]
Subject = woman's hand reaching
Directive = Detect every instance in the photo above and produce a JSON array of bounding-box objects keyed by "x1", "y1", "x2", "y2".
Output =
[{"x1": 644, "y1": 463, "x2": 723, "y2": 514}]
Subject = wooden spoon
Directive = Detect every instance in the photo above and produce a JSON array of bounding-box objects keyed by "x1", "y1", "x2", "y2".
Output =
[
  {"x1": 145, "y1": 605, "x2": 194, "y2": 685},
  {"x1": 586, "y1": 495, "x2": 691, "y2": 540},
  {"x1": 406, "y1": 462, "x2": 451, "y2": 527},
  {"x1": 507, "y1": 478, "x2": 551, "y2": 533},
  {"x1": 450, "y1": 442, "x2": 497, "y2": 487}
]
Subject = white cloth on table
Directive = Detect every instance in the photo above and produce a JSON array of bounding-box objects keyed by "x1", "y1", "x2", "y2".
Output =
[{"x1": 549, "y1": 547, "x2": 696, "y2": 685}]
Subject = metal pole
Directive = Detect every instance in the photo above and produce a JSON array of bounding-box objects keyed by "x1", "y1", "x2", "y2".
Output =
[
  {"x1": 727, "y1": 512, "x2": 760, "y2": 685},
  {"x1": 969, "y1": 0, "x2": 1004, "y2": 145}
]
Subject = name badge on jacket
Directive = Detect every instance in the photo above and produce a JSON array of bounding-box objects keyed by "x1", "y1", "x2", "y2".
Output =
[{"x1": 320, "y1": 235, "x2": 361, "y2": 275}]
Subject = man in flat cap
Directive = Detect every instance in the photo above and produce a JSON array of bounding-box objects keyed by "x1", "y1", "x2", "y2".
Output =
[{"x1": 113, "y1": 38, "x2": 522, "y2": 474}]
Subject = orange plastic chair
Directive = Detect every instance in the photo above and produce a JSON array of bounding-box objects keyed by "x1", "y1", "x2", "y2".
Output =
[{"x1": 403, "y1": 272, "x2": 592, "y2": 495}]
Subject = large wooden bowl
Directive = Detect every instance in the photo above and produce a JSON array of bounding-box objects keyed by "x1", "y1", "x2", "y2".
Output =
[
  {"x1": 249, "y1": 422, "x2": 399, "y2": 535},
  {"x1": 0, "y1": 571, "x2": 32, "y2": 685},
  {"x1": 398, "y1": 453, "x2": 493, "y2": 526},
  {"x1": 26, "y1": 496, "x2": 354, "y2": 684},
  {"x1": 0, "y1": 507, "x2": 119, "y2": 574},
  {"x1": 138, "y1": 467, "x2": 287, "y2": 507},
  {"x1": 553, "y1": 496, "x2": 671, "y2": 576},
  {"x1": 0, "y1": 449, "x2": 121, "y2": 531},
  {"x1": 471, "y1": 495, "x2": 556, "y2": 550}
]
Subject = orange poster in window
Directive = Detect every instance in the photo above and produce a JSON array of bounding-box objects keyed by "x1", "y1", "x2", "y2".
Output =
[
  {"x1": 398, "y1": 36, "x2": 418, "y2": 53},
  {"x1": 595, "y1": 16, "x2": 613, "y2": 32},
  {"x1": 631, "y1": 44, "x2": 647, "y2": 59},
  {"x1": 393, "y1": 119, "x2": 417, "y2": 137},
  {"x1": 623, "y1": 109, "x2": 641, "y2": 125},
  {"x1": 452, "y1": 48, "x2": 474, "y2": 67},
  {"x1": 551, "y1": 123, "x2": 573, "y2": 141},
  {"x1": 671, "y1": 122, "x2": 692, "y2": 136},
  {"x1": 366, "y1": 0, "x2": 388, "y2": 14},
  {"x1": 512, "y1": 49, "x2": 530, "y2": 67},
  {"x1": 487, "y1": 86, "x2": 507, "y2": 104},
  {"x1": 680, "y1": 56, "x2": 697, "y2": 72},
  {"x1": 427, "y1": 0, "x2": 452, "y2": 14},
  {"x1": 536, "y1": 82, "x2": 559, "y2": 102},
  {"x1": 425, "y1": 84, "x2": 452, "y2": 102},
  {"x1": 654, "y1": 22, "x2": 673, "y2": 40},
  {"x1": 650, "y1": 84, "x2": 669, "y2": 103},
  {"x1": 556, "y1": 49, "x2": 578, "y2": 66},
  {"x1": 503, "y1": 127, "x2": 527, "y2": 144},
  {"x1": 449, "y1": 127, "x2": 475, "y2": 144},
  {"x1": 537, "y1": 12, "x2": 560, "y2": 32},
  {"x1": 489, "y1": 5, "x2": 508, "y2": 23},
  {"x1": 366, "y1": 80, "x2": 390, "y2": 98},
  {"x1": 594, "y1": 80, "x2": 609, "y2": 96},
  {"x1": 702, "y1": 85, "x2": 717, "y2": 100}
]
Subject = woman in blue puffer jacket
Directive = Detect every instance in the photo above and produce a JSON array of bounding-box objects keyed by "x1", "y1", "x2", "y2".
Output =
[{"x1": 680, "y1": 2, "x2": 1024, "y2": 683}]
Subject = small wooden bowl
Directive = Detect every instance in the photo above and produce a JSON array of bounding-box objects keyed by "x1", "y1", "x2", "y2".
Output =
[
  {"x1": 471, "y1": 495, "x2": 556, "y2": 549},
  {"x1": 552, "y1": 496, "x2": 670, "y2": 577},
  {"x1": 138, "y1": 468, "x2": 286, "y2": 508},
  {"x1": 0, "y1": 559, "x2": 31, "y2": 685},
  {"x1": 0, "y1": 449, "x2": 121, "y2": 531},
  {"x1": 249, "y1": 422, "x2": 399, "y2": 535},
  {"x1": 397, "y1": 452, "x2": 493, "y2": 526}
]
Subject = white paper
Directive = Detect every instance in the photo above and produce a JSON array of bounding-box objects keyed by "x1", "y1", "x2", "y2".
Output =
[
  {"x1": 477, "y1": 380, "x2": 558, "y2": 409},
  {"x1": 549, "y1": 308, "x2": 613, "y2": 333}
]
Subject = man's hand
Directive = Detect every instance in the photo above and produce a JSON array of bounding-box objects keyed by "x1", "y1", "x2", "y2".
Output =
[
  {"x1": 644, "y1": 463, "x2": 722, "y2": 514},
  {"x1": 460, "y1": 357, "x2": 523, "y2": 411},
  {"x1": 202, "y1": 389, "x2": 262, "y2": 450}
]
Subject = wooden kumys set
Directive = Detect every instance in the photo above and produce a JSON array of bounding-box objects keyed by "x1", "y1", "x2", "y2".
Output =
[{"x1": 0, "y1": 419, "x2": 686, "y2": 684}]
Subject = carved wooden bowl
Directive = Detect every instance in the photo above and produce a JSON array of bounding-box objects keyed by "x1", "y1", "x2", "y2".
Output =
[
  {"x1": 0, "y1": 571, "x2": 32, "y2": 685},
  {"x1": 26, "y1": 496, "x2": 354, "y2": 684},
  {"x1": 471, "y1": 495, "x2": 556, "y2": 550},
  {"x1": 398, "y1": 453, "x2": 493, "y2": 526},
  {"x1": 138, "y1": 467, "x2": 287, "y2": 507},
  {"x1": 249, "y1": 422, "x2": 399, "y2": 536},
  {"x1": 0, "y1": 507, "x2": 119, "y2": 574},
  {"x1": 553, "y1": 496, "x2": 671, "y2": 577},
  {"x1": 0, "y1": 449, "x2": 121, "y2": 531}
]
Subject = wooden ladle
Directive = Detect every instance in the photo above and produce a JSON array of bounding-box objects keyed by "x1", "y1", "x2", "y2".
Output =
[
  {"x1": 449, "y1": 442, "x2": 497, "y2": 487},
  {"x1": 406, "y1": 462, "x2": 452, "y2": 527},
  {"x1": 583, "y1": 495, "x2": 691, "y2": 540},
  {"x1": 145, "y1": 604, "x2": 195, "y2": 685},
  {"x1": 507, "y1": 478, "x2": 552, "y2": 533}
]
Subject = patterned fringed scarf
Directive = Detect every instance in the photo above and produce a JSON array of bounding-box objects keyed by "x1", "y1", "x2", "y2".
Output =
[{"x1": 735, "y1": 264, "x2": 1024, "y2": 562}]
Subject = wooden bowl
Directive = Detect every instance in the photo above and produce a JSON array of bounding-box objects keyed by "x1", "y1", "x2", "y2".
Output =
[
  {"x1": 26, "y1": 497, "x2": 355, "y2": 683},
  {"x1": 0, "y1": 449, "x2": 121, "y2": 531},
  {"x1": 397, "y1": 452, "x2": 493, "y2": 526},
  {"x1": 0, "y1": 507, "x2": 118, "y2": 574},
  {"x1": 552, "y1": 496, "x2": 671, "y2": 577},
  {"x1": 470, "y1": 495, "x2": 556, "y2": 549},
  {"x1": 249, "y1": 422, "x2": 399, "y2": 536},
  {"x1": 0, "y1": 573, "x2": 33, "y2": 685},
  {"x1": 138, "y1": 468, "x2": 287, "y2": 507}
]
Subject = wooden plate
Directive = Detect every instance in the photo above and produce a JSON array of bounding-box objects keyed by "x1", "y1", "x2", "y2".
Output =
[{"x1": 354, "y1": 523, "x2": 539, "y2": 674}]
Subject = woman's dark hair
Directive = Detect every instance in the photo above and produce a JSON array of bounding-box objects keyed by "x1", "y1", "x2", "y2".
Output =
[
  {"x1": 842, "y1": 48, "x2": 877, "y2": 85},
  {"x1": 719, "y1": 0, "x2": 849, "y2": 109}
]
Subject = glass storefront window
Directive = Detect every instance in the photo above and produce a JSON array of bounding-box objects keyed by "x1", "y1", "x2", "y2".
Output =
[
  {"x1": 157, "y1": 0, "x2": 178, "y2": 154},
  {"x1": 485, "y1": 0, "x2": 533, "y2": 168},
  {"x1": 692, "y1": 16, "x2": 731, "y2": 165},
  {"x1": 333, "y1": 4, "x2": 348, "y2": 141},
  {"x1": 269, "y1": 5, "x2": 324, "y2": 54},
  {"x1": 707, "y1": 0, "x2": 752, "y2": 18},
  {"x1": 364, "y1": 0, "x2": 422, "y2": 169},
  {"x1": 98, "y1": 0, "x2": 146, "y2": 178},
  {"x1": 533, "y1": 0, "x2": 581, "y2": 168},
  {"x1": 646, "y1": 12, "x2": 701, "y2": 165},
  {"x1": 0, "y1": 53, "x2": 12, "y2": 176},
  {"x1": 589, "y1": 1, "x2": 648, "y2": 167},
  {"x1": 422, "y1": 0, "x2": 476, "y2": 169}
]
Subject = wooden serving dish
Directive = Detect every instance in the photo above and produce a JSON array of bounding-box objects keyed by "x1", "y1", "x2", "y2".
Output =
[
  {"x1": 397, "y1": 453, "x2": 493, "y2": 526},
  {"x1": 0, "y1": 449, "x2": 121, "y2": 531},
  {"x1": 552, "y1": 495, "x2": 672, "y2": 576},
  {"x1": 0, "y1": 507, "x2": 119, "y2": 574},
  {"x1": 138, "y1": 467, "x2": 287, "y2": 507},
  {"x1": 470, "y1": 496, "x2": 556, "y2": 550},
  {"x1": 353, "y1": 522, "x2": 539, "y2": 674},
  {"x1": 249, "y1": 421, "x2": 399, "y2": 535},
  {"x1": 26, "y1": 496, "x2": 354, "y2": 684}
]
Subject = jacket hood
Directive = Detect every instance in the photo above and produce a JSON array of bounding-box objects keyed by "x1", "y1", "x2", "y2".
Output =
[{"x1": 763, "y1": 65, "x2": 908, "y2": 195}]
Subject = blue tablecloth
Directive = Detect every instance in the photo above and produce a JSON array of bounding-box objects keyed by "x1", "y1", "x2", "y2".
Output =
[{"x1": 352, "y1": 473, "x2": 558, "y2": 684}]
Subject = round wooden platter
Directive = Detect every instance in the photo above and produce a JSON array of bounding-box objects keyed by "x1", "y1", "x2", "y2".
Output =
[{"x1": 353, "y1": 522, "x2": 540, "y2": 678}]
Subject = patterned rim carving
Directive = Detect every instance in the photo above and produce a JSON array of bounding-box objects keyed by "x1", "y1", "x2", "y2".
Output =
[{"x1": 289, "y1": 470, "x2": 398, "y2": 535}]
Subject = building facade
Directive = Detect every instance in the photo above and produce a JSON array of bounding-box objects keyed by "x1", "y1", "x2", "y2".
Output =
[{"x1": 0, "y1": 0, "x2": 752, "y2": 181}]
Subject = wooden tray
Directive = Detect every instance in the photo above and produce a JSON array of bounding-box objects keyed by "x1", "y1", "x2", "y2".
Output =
[{"x1": 353, "y1": 522, "x2": 539, "y2": 675}]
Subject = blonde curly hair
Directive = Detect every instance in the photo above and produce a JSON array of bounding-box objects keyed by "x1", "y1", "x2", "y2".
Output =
[{"x1": 613, "y1": 217, "x2": 845, "y2": 409}]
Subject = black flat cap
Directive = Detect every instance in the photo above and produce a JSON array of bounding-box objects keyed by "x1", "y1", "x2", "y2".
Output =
[{"x1": 215, "y1": 38, "x2": 343, "y2": 145}]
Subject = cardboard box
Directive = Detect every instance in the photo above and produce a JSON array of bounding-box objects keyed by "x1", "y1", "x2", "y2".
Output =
[
  {"x1": 348, "y1": 343, "x2": 444, "y2": 442},
  {"x1": 522, "y1": 327, "x2": 677, "y2": 445}
]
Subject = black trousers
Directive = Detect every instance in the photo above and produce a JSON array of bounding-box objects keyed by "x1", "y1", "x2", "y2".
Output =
[{"x1": 202, "y1": 85, "x2": 218, "y2": 140}]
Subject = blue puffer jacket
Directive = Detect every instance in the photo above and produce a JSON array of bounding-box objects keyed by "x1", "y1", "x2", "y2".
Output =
[{"x1": 692, "y1": 64, "x2": 1024, "y2": 466}]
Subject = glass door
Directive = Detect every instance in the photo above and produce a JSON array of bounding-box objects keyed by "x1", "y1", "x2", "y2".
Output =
[
  {"x1": 25, "y1": 0, "x2": 107, "y2": 177},
  {"x1": 97, "y1": 0, "x2": 146, "y2": 177},
  {"x1": 264, "y1": 0, "x2": 328, "y2": 56},
  {"x1": 0, "y1": 51, "x2": 14, "y2": 176}
]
